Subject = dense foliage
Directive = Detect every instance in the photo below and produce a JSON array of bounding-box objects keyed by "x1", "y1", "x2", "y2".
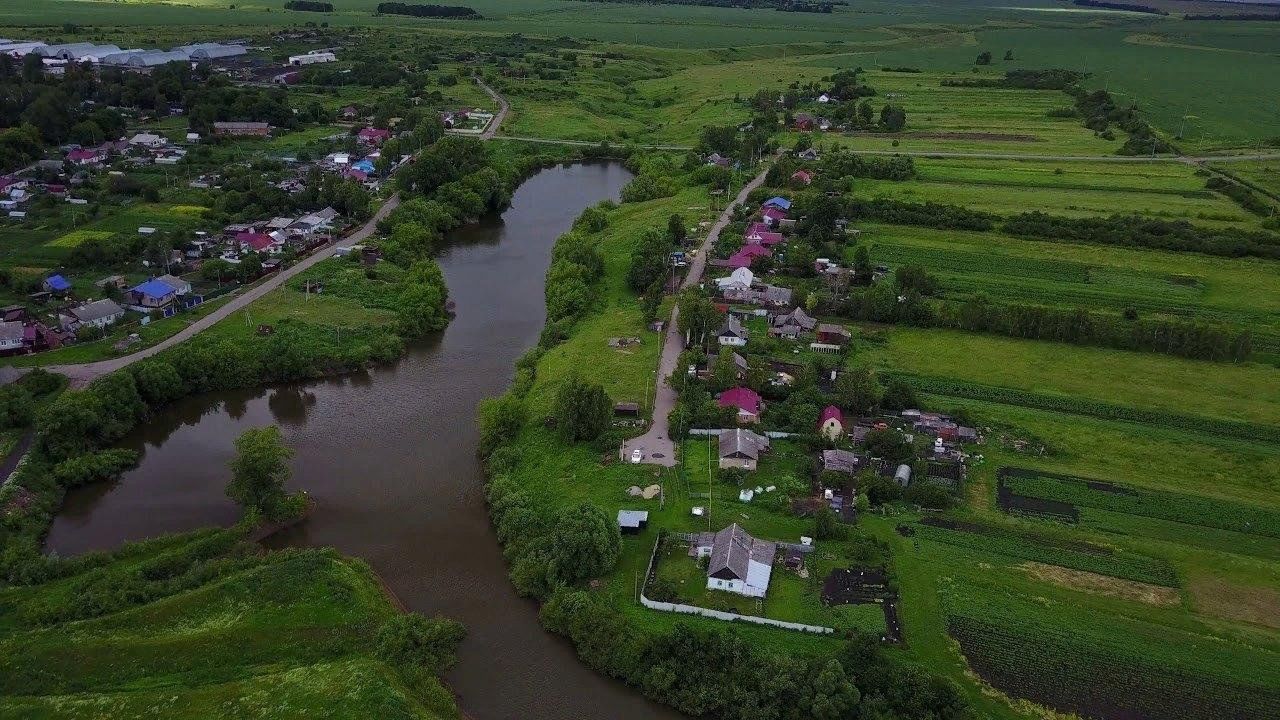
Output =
[{"x1": 376, "y1": 2, "x2": 482, "y2": 18}]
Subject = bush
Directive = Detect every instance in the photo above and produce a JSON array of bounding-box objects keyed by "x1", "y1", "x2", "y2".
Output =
[{"x1": 375, "y1": 614, "x2": 467, "y2": 672}]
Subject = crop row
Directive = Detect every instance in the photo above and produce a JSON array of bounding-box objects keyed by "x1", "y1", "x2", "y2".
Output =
[
  {"x1": 891, "y1": 373, "x2": 1280, "y2": 445},
  {"x1": 916, "y1": 518, "x2": 1178, "y2": 586},
  {"x1": 868, "y1": 243, "x2": 1092, "y2": 284},
  {"x1": 1000, "y1": 468, "x2": 1280, "y2": 539},
  {"x1": 947, "y1": 612, "x2": 1280, "y2": 720}
]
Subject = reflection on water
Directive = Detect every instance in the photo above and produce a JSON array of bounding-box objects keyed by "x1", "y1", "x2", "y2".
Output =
[{"x1": 44, "y1": 162, "x2": 684, "y2": 720}]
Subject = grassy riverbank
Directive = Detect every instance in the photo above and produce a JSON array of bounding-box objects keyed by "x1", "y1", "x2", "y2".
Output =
[{"x1": 0, "y1": 527, "x2": 463, "y2": 720}]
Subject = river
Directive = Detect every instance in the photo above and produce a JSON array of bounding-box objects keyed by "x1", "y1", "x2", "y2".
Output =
[{"x1": 45, "y1": 161, "x2": 686, "y2": 720}]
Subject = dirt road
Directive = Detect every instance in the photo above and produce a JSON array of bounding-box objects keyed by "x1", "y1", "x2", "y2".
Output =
[
  {"x1": 44, "y1": 194, "x2": 401, "y2": 386},
  {"x1": 621, "y1": 159, "x2": 776, "y2": 467}
]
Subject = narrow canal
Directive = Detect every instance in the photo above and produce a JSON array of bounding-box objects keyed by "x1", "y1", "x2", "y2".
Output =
[{"x1": 45, "y1": 161, "x2": 686, "y2": 720}]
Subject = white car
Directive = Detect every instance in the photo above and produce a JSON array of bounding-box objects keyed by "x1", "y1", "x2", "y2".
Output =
[{"x1": 630, "y1": 448, "x2": 643, "y2": 463}]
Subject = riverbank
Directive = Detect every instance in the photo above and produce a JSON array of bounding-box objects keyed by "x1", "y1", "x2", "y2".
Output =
[{"x1": 22, "y1": 160, "x2": 695, "y2": 720}]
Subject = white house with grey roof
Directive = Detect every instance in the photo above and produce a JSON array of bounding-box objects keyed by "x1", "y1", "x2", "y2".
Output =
[
  {"x1": 62, "y1": 299, "x2": 125, "y2": 330},
  {"x1": 718, "y1": 429, "x2": 770, "y2": 471},
  {"x1": 693, "y1": 524, "x2": 776, "y2": 598}
]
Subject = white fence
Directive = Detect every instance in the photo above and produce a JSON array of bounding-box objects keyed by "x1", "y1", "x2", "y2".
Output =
[
  {"x1": 641, "y1": 535, "x2": 833, "y2": 635},
  {"x1": 639, "y1": 593, "x2": 834, "y2": 634},
  {"x1": 689, "y1": 428, "x2": 796, "y2": 439}
]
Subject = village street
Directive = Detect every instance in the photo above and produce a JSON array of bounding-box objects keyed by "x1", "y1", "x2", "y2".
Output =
[
  {"x1": 44, "y1": 194, "x2": 401, "y2": 387},
  {"x1": 621, "y1": 157, "x2": 777, "y2": 467}
]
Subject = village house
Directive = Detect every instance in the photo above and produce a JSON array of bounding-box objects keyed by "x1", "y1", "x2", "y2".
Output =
[
  {"x1": 791, "y1": 170, "x2": 813, "y2": 186},
  {"x1": 236, "y1": 231, "x2": 282, "y2": 255},
  {"x1": 617, "y1": 510, "x2": 649, "y2": 535},
  {"x1": 717, "y1": 314, "x2": 749, "y2": 347},
  {"x1": 705, "y1": 152, "x2": 730, "y2": 168},
  {"x1": 62, "y1": 298, "x2": 125, "y2": 330},
  {"x1": 0, "y1": 321, "x2": 24, "y2": 354},
  {"x1": 357, "y1": 127, "x2": 393, "y2": 146},
  {"x1": 762, "y1": 206, "x2": 787, "y2": 228},
  {"x1": 821, "y1": 449, "x2": 867, "y2": 475},
  {"x1": 66, "y1": 146, "x2": 109, "y2": 166},
  {"x1": 155, "y1": 274, "x2": 191, "y2": 296},
  {"x1": 693, "y1": 524, "x2": 777, "y2": 598},
  {"x1": 794, "y1": 112, "x2": 816, "y2": 131},
  {"x1": 725, "y1": 283, "x2": 792, "y2": 307},
  {"x1": 128, "y1": 132, "x2": 166, "y2": 148},
  {"x1": 717, "y1": 386, "x2": 763, "y2": 424},
  {"x1": 129, "y1": 278, "x2": 179, "y2": 309},
  {"x1": 818, "y1": 405, "x2": 844, "y2": 440},
  {"x1": 289, "y1": 51, "x2": 336, "y2": 66},
  {"x1": 717, "y1": 428, "x2": 770, "y2": 471},
  {"x1": 715, "y1": 267, "x2": 754, "y2": 292},
  {"x1": 763, "y1": 197, "x2": 792, "y2": 211},
  {"x1": 816, "y1": 323, "x2": 852, "y2": 345},
  {"x1": 43, "y1": 274, "x2": 71, "y2": 295},
  {"x1": 213, "y1": 121, "x2": 270, "y2": 137},
  {"x1": 769, "y1": 306, "x2": 817, "y2": 339}
]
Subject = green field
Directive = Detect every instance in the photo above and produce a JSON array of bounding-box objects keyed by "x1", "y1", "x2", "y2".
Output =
[{"x1": 0, "y1": 530, "x2": 461, "y2": 720}]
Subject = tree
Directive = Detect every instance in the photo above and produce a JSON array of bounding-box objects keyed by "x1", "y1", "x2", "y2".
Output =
[
  {"x1": 545, "y1": 503, "x2": 621, "y2": 586},
  {"x1": 852, "y1": 244, "x2": 873, "y2": 285},
  {"x1": 375, "y1": 614, "x2": 466, "y2": 672},
  {"x1": 554, "y1": 376, "x2": 611, "y2": 442},
  {"x1": 710, "y1": 347, "x2": 740, "y2": 392},
  {"x1": 894, "y1": 264, "x2": 939, "y2": 295},
  {"x1": 835, "y1": 366, "x2": 881, "y2": 414},
  {"x1": 667, "y1": 213, "x2": 688, "y2": 244},
  {"x1": 857, "y1": 100, "x2": 874, "y2": 126},
  {"x1": 131, "y1": 360, "x2": 186, "y2": 405},
  {"x1": 808, "y1": 659, "x2": 861, "y2": 720},
  {"x1": 676, "y1": 288, "x2": 720, "y2": 346},
  {"x1": 226, "y1": 426, "x2": 297, "y2": 518},
  {"x1": 478, "y1": 392, "x2": 524, "y2": 458},
  {"x1": 880, "y1": 379, "x2": 919, "y2": 411},
  {"x1": 865, "y1": 427, "x2": 913, "y2": 466},
  {"x1": 1003, "y1": 49, "x2": 1015, "y2": 61},
  {"x1": 812, "y1": 506, "x2": 848, "y2": 540},
  {"x1": 976, "y1": 51, "x2": 993, "y2": 65},
  {"x1": 879, "y1": 104, "x2": 907, "y2": 132}
]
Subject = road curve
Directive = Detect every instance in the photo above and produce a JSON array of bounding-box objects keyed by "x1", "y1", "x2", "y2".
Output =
[
  {"x1": 44, "y1": 194, "x2": 402, "y2": 386},
  {"x1": 621, "y1": 156, "x2": 778, "y2": 468}
]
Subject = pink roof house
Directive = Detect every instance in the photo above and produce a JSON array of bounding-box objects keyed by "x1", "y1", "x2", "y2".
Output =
[
  {"x1": 718, "y1": 387, "x2": 763, "y2": 424},
  {"x1": 744, "y1": 229, "x2": 784, "y2": 246},
  {"x1": 818, "y1": 405, "x2": 844, "y2": 440},
  {"x1": 724, "y1": 251, "x2": 754, "y2": 269},
  {"x1": 738, "y1": 243, "x2": 771, "y2": 259},
  {"x1": 762, "y1": 207, "x2": 787, "y2": 227},
  {"x1": 357, "y1": 127, "x2": 393, "y2": 145},
  {"x1": 236, "y1": 232, "x2": 276, "y2": 253},
  {"x1": 791, "y1": 170, "x2": 813, "y2": 186}
]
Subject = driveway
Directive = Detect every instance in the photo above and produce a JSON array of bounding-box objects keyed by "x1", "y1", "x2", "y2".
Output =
[
  {"x1": 44, "y1": 194, "x2": 401, "y2": 387},
  {"x1": 621, "y1": 158, "x2": 776, "y2": 467}
]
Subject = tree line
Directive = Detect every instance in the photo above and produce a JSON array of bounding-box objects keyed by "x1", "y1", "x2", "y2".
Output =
[
  {"x1": 283, "y1": 1, "x2": 333, "y2": 11},
  {"x1": 830, "y1": 281, "x2": 1253, "y2": 362},
  {"x1": 376, "y1": 2, "x2": 482, "y2": 18}
]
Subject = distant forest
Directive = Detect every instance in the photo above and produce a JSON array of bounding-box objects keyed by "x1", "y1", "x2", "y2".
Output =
[
  {"x1": 575, "y1": 0, "x2": 847, "y2": 12},
  {"x1": 283, "y1": 0, "x2": 334, "y2": 12},
  {"x1": 1072, "y1": 0, "x2": 1168, "y2": 15},
  {"x1": 376, "y1": 2, "x2": 483, "y2": 18}
]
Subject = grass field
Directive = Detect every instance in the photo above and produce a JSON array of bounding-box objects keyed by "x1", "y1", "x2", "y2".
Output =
[{"x1": 0, "y1": 531, "x2": 461, "y2": 720}]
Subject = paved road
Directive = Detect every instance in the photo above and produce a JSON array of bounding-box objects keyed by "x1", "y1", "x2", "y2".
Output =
[
  {"x1": 44, "y1": 194, "x2": 401, "y2": 386},
  {"x1": 621, "y1": 158, "x2": 776, "y2": 468}
]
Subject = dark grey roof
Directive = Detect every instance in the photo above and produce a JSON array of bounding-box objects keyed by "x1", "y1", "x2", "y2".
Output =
[
  {"x1": 718, "y1": 429, "x2": 770, "y2": 460},
  {"x1": 718, "y1": 314, "x2": 746, "y2": 339},
  {"x1": 71, "y1": 299, "x2": 124, "y2": 323},
  {"x1": 707, "y1": 524, "x2": 775, "y2": 582},
  {"x1": 821, "y1": 449, "x2": 865, "y2": 474},
  {"x1": 771, "y1": 306, "x2": 816, "y2": 331}
]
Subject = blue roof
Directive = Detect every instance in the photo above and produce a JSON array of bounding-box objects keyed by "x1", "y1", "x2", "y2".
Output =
[
  {"x1": 132, "y1": 279, "x2": 176, "y2": 299},
  {"x1": 45, "y1": 274, "x2": 71, "y2": 291},
  {"x1": 351, "y1": 159, "x2": 375, "y2": 173},
  {"x1": 763, "y1": 197, "x2": 791, "y2": 210}
]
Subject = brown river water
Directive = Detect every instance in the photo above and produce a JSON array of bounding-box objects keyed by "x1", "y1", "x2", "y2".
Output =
[{"x1": 45, "y1": 161, "x2": 686, "y2": 720}]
